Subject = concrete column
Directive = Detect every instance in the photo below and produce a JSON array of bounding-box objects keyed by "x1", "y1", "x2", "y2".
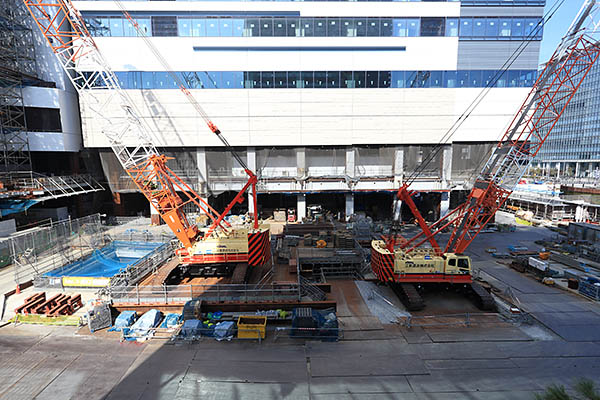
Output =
[
  {"x1": 442, "y1": 145, "x2": 453, "y2": 187},
  {"x1": 588, "y1": 162, "x2": 593, "y2": 177},
  {"x1": 345, "y1": 147, "x2": 355, "y2": 178},
  {"x1": 576, "y1": 162, "x2": 581, "y2": 177},
  {"x1": 345, "y1": 192, "x2": 354, "y2": 220},
  {"x1": 150, "y1": 202, "x2": 160, "y2": 225},
  {"x1": 297, "y1": 193, "x2": 306, "y2": 222},
  {"x1": 296, "y1": 147, "x2": 306, "y2": 177},
  {"x1": 440, "y1": 192, "x2": 450, "y2": 217},
  {"x1": 247, "y1": 147, "x2": 257, "y2": 215},
  {"x1": 394, "y1": 147, "x2": 404, "y2": 187},
  {"x1": 556, "y1": 162, "x2": 561, "y2": 179},
  {"x1": 196, "y1": 147, "x2": 209, "y2": 214}
]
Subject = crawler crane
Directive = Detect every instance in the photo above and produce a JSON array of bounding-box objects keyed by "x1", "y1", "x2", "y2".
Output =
[
  {"x1": 372, "y1": 0, "x2": 600, "y2": 310},
  {"x1": 23, "y1": 0, "x2": 271, "y2": 277}
]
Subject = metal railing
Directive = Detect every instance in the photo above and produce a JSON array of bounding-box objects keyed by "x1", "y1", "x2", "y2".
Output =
[
  {"x1": 106, "y1": 283, "x2": 301, "y2": 304},
  {"x1": 106, "y1": 241, "x2": 176, "y2": 289},
  {"x1": 274, "y1": 326, "x2": 342, "y2": 341}
]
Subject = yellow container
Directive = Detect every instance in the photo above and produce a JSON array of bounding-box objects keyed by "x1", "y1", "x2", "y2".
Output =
[{"x1": 237, "y1": 316, "x2": 267, "y2": 339}]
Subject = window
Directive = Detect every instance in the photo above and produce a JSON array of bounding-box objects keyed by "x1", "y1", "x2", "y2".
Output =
[
  {"x1": 486, "y1": 18, "x2": 498, "y2": 37},
  {"x1": 286, "y1": 18, "x2": 299, "y2": 37},
  {"x1": 472, "y1": 19, "x2": 485, "y2": 38},
  {"x1": 260, "y1": 17, "x2": 274, "y2": 36},
  {"x1": 109, "y1": 17, "x2": 124, "y2": 36},
  {"x1": 314, "y1": 71, "x2": 326, "y2": 88},
  {"x1": 232, "y1": 19, "x2": 244, "y2": 37},
  {"x1": 355, "y1": 19, "x2": 366, "y2": 37},
  {"x1": 367, "y1": 18, "x2": 380, "y2": 36},
  {"x1": 460, "y1": 18, "x2": 472, "y2": 37},
  {"x1": 178, "y1": 18, "x2": 192, "y2": 37},
  {"x1": 511, "y1": 19, "x2": 524, "y2": 37},
  {"x1": 448, "y1": 258, "x2": 456, "y2": 267},
  {"x1": 314, "y1": 18, "x2": 326, "y2": 36},
  {"x1": 499, "y1": 19, "x2": 511, "y2": 37},
  {"x1": 222, "y1": 71, "x2": 243, "y2": 88},
  {"x1": 420, "y1": 17, "x2": 444, "y2": 37},
  {"x1": 302, "y1": 71, "x2": 314, "y2": 88},
  {"x1": 457, "y1": 258, "x2": 469, "y2": 269},
  {"x1": 353, "y1": 71, "x2": 365, "y2": 88},
  {"x1": 391, "y1": 71, "x2": 405, "y2": 88},
  {"x1": 246, "y1": 18, "x2": 259, "y2": 37},
  {"x1": 327, "y1": 18, "x2": 341, "y2": 36},
  {"x1": 341, "y1": 71, "x2": 354, "y2": 88},
  {"x1": 379, "y1": 71, "x2": 391, "y2": 88},
  {"x1": 275, "y1": 71, "x2": 287, "y2": 88},
  {"x1": 393, "y1": 19, "x2": 407, "y2": 37},
  {"x1": 366, "y1": 71, "x2": 378, "y2": 88},
  {"x1": 381, "y1": 19, "x2": 393, "y2": 36},
  {"x1": 261, "y1": 71, "x2": 274, "y2": 88},
  {"x1": 152, "y1": 16, "x2": 177, "y2": 37},
  {"x1": 302, "y1": 18, "x2": 314, "y2": 37},
  {"x1": 342, "y1": 18, "x2": 355, "y2": 37},
  {"x1": 206, "y1": 18, "x2": 219, "y2": 36},
  {"x1": 445, "y1": 18, "x2": 458, "y2": 37},
  {"x1": 245, "y1": 72, "x2": 260, "y2": 88},
  {"x1": 25, "y1": 107, "x2": 62, "y2": 132},
  {"x1": 142, "y1": 72, "x2": 154, "y2": 89},
  {"x1": 220, "y1": 18, "x2": 233, "y2": 36},
  {"x1": 327, "y1": 71, "x2": 340, "y2": 88},
  {"x1": 192, "y1": 18, "x2": 206, "y2": 36},
  {"x1": 274, "y1": 18, "x2": 286, "y2": 36},
  {"x1": 288, "y1": 71, "x2": 301, "y2": 88},
  {"x1": 429, "y1": 71, "x2": 443, "y2": 87},
  {"x1": 407, "y1": 19, "x2": 420, "y2": 36}
]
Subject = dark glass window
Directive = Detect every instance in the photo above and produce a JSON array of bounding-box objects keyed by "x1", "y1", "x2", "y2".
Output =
[
  {"x1": 274, "y1": 18, "x2": 286, "y2": 36},
  {"x1": 25, "y1": 107, "x2": 62, "y2": 132},
  {"x1": 302, "y1": 71, "x2": 314, "y2": 88},
  {"x1": 381, "y1": 19, "x2": 393, "y2": 36},
  {"x1": 341, "y1": 71, "x2": 354, "y2": 88},
  {"x1": 288, "y1": 71, "x2": 301, "y2": 88},
  {"x1": 247, "y1": 18, "x2": 260, "y2": 37},
  {"x1": 420, "y1": 17, "x2": 444, "y2": 37},
  {"x1": 245, "y1": 72, "x2": 260, "y2": 88},
  {"x1": 354, "y1": 71, "x2": 365, "y2": 88},
  {"x1": 275, "y1": 71, "x2": 287, "y2": 88},
  {"x1": 261, "y1": 71, "x2": 274, "y2": 88},
  {"x1": 366, "y1": 71, "x2": 378, "y2": 88},
  {"x1": 327, "y1": 18, "x2": 341, "y2": 36},
  {"x1": 286, "y1": 18, "x2": 299, "y2": 37},
  {"x1": 302, "y1": 18, "x2": 314, "y2": 37},
  {"x1": 314, "y1": 71, "x2": 326, "y2": 88},
  {"x1": 327, "y1": 71, "x2": 340, "y2": 88},
  {"x1": 378, "y1": 71, "x2": 391, "y2": 88},
  {"x1": 341, "y1": 18, "x2": 354, "y2": 37},
  {"x1": 314, "y1": 18, "x2": 326, "y2": 36},
  {"x1": 355, "y1": 19, "x2": 366, "y2": 37},
  {"x1": 152, "y1": 16, "x2": 177, "y2": 37},
  {"x1": 367, "y1": 18, "x2": 380, "y2": 36},
  {"x1": 260, "y1": 17, "x2": 273, "y2": 36}
]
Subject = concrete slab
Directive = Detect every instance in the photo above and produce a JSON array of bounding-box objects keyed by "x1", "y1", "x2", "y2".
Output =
[
  {"x1": 309, "y1": 376, "x2": 413, "y2": 395},
  {"x1": 175, "y1": 379, "x2": 310, "y2": 399},
  {"x1": 310, "y1": 354, "x2": 428, "y2": 377},
  {"x1": 424, "y1": 359, "x2": 518, "y2": 370},
  {"x1": 424, "y1": 326, "x2": 532, "y2": 343}
]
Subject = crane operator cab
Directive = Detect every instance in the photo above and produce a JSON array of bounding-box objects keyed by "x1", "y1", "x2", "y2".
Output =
[{"x1": 444, "y1": 254, "x2": 471, "y2": 276}]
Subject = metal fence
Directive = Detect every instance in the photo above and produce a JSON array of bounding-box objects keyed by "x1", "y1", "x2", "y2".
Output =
[
  {"x1": 107, "y1": 241, "x2": 176, "y2": 289},
  {"x1": 106, "y1": 283, "x2": 301, "y2": 304},
  {"x1": 11, "y1": 214, "x2": 105, "y2": 285}
]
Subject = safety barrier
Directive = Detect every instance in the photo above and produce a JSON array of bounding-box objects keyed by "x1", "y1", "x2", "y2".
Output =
[
  {"x1": 107, "y1": 241, "x2": 176, "y2": 289},
  {"x1": 106, "y1": 283, "x2": 301, "y2": 304}
]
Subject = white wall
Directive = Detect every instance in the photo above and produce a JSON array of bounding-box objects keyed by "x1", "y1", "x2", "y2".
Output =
[
  {"x1": 22, "y1": 87, "x2": 82, "y2": 152},
  {"x1": 80, "y1": 87, "x2": 529, "y2": 148},
  {"x1": 83, "y1": 37, "x2": 458, "y2": 72},
  {"x1": 74, "y1": 1, "x2": 460, "y2": 17}
]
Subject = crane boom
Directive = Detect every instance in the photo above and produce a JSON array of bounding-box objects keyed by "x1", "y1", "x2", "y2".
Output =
[
  {"x1": 394, "y1": 0, "x2": 600, "y2": 255},
  {"x1": 22, "y1": 0, "x2": 234, "y2": 249}
]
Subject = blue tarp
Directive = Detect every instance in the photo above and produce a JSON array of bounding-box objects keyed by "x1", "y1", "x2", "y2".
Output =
[
  {"x1": 181, "y1": 319, "x2": 203, "y2": 337},
  {"x1": 214, "y1": 321, "x2": 235, "y2": 340},
  {"x1": 108, "y1": 310, "x2": 137, "y2": 332},
  {"x1": 160, "y1": 313, "x2": 182, "y2": 329},
  {"x1": 44, "y1": 241, "x2": 164, "y2": 278},
  {"x1": 0, "y1": 199, "x2": 37, "y2": 217}
]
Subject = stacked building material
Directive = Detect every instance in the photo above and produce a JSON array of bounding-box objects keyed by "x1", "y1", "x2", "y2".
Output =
[{"x1": 14, "y1": 292, "x2": 83, "y2": 316}]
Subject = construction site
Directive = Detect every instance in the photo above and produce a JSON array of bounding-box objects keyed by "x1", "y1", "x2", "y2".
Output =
[{"x1": 2, "y1": 0, "x2": 600, "y2": 398}]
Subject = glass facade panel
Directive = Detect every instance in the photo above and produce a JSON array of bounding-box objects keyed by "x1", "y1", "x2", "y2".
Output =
[
  {"x1": 220, "y1": 18, "x2": 233, "y2": 36},
  {"x1": 420, "y1": 17, "x2": 444, "y2": 37},
  {"x1": 178, "y1": 18, "x2": 192, "y2": 37},
  {"x1": 407, "y1": 19, "x2": 420, "y2": 36},
  {"x1": 327, "y1": 18, "x2": 341, "y2": 36},
  {"x1": 314, "y1": 71, "x2": 326, "y2": 88},
  {"x1": 341, "y1": 71, "x2": 354, "y2": 88},
  {"x1": 302, "y1": 71, "x2": 314, "y2": 88},
  {"x1": 445, "y1": 18, "x2": 458, "y2": 37}
]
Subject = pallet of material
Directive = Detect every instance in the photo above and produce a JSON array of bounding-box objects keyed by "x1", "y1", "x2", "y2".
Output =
[{"x1": 14, "y1": 292, "x2": 83, "y2": 316}]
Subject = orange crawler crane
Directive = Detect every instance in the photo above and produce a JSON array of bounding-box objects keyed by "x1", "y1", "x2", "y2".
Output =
[
  {"x1": 23, "y1": 0, "x2": 270, "y2": 274},
  {"x1": 372, "y1": 0, "x2": 600, "y2": 310}
]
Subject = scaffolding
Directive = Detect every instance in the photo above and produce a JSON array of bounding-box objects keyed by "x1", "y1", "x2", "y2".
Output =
[{"x1": 0, "y1": 0, "x2": 37, "y2": 172}]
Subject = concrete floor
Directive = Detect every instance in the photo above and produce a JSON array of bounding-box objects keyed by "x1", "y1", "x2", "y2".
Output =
[{"x1": 2, "y1": 216, "x2": 600, "y2": 399}]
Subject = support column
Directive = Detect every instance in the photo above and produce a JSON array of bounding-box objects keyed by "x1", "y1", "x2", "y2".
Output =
[
  {"x1": 393, "y1": 147, "x2": 404, "y2": 187},
  {"x1": 576, "y1": 162, "x2": 581, "y2": 177},
  {"x1": 441, "y1": 145, "x2": 452, "y2": 187},
  {"x1": 247, "y1": 147, "x2": 257, "y2": 216},
  {"x1": 297, "y1": 193, "x2": 306, "y2": 222},
  {"x1": 150, "y1": 202, "x2": 160, "y2": 225},
  {"x1": 440, "y1": 192, "x2": 450, "y2": 218},
  {"x1": 556, "y1": 162, "x2": 561, "y2": 179},
  {"x1": 296, "y1": 147, "x2": 306, "y2": 178},
  {"x1": 345, "y1": 192, "x2": 354, "y2": 221},
  {"x1": 345, "y1": 147, "x2": 355, "y2": 178},
  {"x1": 196, "y1": 147, "x2": 209, "y2": 214},
  {"x1": 588, "y1": 162, "x2": 593, "y2": 178}
]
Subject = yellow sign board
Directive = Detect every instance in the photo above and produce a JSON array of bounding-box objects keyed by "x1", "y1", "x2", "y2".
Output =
[{"x1": 62, "y1": 276, "x2": 110, "y2": 288}]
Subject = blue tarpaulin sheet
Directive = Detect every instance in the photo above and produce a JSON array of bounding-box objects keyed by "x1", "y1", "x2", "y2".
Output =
[
  {"x1": 160, "y1": 313, "x2": 182, "y2": 329},
  {"x1": 108, "y1": 311, "x2": 137, "y2": 332},
  {"x1": 44, "y1": 241, "x2": 164, "y2": 278}
]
